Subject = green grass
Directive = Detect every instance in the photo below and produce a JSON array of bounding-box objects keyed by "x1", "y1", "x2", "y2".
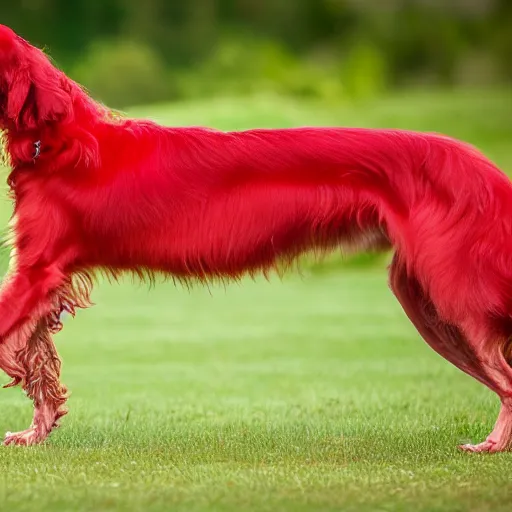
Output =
[{"x1": 1, "y1": 89, "x2": 512, "y2": 512}]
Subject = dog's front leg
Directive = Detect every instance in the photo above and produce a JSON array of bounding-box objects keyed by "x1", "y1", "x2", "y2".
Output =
[
  {"x1": 0, "y1": 261, "x2": 68, "y2": 341},
  {"x1": 2, "y1": 318, "x2": 68, "y2": 446},
  {"x1": 0, "y1": 257, "x2": 74, "y2": 446}
]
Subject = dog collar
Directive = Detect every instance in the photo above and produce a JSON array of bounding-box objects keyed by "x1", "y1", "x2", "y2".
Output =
[{"x1": 33, "y1": 140, "x2": 41, "y2": 161}]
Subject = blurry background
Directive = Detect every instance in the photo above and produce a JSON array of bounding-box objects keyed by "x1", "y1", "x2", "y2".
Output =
[
  {"x1": 4, "y1": 0, "x2": 512, "y2": 109},
  {"x1": 1, "y1": 3, "x2": 512, "y2": 511}
]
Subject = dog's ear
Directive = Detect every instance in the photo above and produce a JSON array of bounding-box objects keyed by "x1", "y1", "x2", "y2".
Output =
[
  {"x1": 31, "y1": 65, "x2": 73, "y2": 126},
  {"x1": 6, "y1": 69, "x2": 34, "y2": 129},
  {"x1": 6, "y1": 49, "x2": 72, "y2": 130}
]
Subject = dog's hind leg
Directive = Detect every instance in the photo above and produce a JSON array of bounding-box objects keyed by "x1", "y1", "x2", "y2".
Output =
[
  {"x1": 457, "y1": 335, "x2": 512, "y2": 453},
  {"x1": 389, "y1": 254, "x2": 512, "y2": 453},
  {"x1": 1, "y1": 318, "x2": 68, "y2": 446}
]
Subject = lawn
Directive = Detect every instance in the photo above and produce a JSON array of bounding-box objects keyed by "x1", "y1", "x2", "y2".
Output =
[{"x1": 0, "y1": 89, "x2": 512, "y2": 512}]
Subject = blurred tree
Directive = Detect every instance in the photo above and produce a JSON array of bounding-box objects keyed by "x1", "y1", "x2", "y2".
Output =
[{"x1": 1, "y1": 0, "x2": 509, "y2": 104}]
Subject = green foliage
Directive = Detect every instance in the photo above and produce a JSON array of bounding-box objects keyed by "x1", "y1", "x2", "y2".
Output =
[
  {"x1": 177, "y1": 36, "x2": 345, "y2": 101},
  {"x1": 71, "y1": 40, "x2": 171, "y2": 109},
  {"x1": 4, "y1": 0, "x2": 511, "y2": 107},
  {"x1": 340, "y1": 42, "x2": 389, "y2": 99}
]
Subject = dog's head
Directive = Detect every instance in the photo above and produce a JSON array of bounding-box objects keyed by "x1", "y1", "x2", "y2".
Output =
[{"x1": 0, "y1": 24, "x2": 73, "y2": 132}]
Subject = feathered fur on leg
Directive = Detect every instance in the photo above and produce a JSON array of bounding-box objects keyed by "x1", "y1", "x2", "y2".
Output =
[
  {"x1": 3, "y1": 318, "x2": 68, "y2": 446},
  {"x1": 0, "y1": 248, "x2": 90, "y2": 445}
]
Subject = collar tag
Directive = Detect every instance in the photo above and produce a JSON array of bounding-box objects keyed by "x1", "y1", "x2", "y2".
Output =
[{"x1": 33, "y1": 140, "x2": 41, "y2": 161}]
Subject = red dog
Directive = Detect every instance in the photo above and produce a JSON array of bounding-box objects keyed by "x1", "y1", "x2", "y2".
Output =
[{"x1": 1, "y1": 24, "x2": 512, "y2": 452}]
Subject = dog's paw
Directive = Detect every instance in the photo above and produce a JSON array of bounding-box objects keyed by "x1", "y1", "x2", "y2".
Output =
[
  {"x1": 459, "y1": 440, "x2": 498, "y2": 453},
  {"x1": 3, "y1": 428, "x2": 44, "y2": 446}
]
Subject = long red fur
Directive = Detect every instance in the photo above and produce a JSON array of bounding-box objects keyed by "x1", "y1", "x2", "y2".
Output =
[{"x1": 1, "y1": 24, "x2": 512, "y2": 451}]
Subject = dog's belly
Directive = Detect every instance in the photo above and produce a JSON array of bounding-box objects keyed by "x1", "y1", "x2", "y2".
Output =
[{"x1": 85, "y1": 183, "x2": 389, "y2": 280}]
